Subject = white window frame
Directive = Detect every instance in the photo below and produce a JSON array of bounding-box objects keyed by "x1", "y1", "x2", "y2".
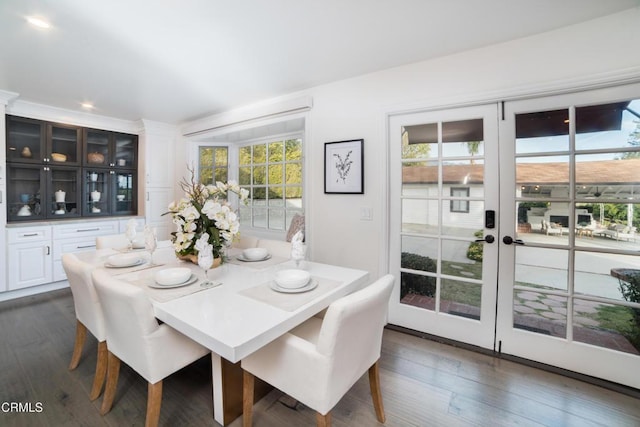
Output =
[{"x1": 237, "y1": 131, "x2": 304, "y2": 235}]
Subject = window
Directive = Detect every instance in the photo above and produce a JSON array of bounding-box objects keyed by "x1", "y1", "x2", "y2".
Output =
[
  {"x1": 198, "y1": 146, "x2": 228, "y2": 185},
  {"x1": 238, "y1": 137, "x2": 303, "y2": 231},
  {"x1": 450, "y1": 187, "x2": 469, "y2": 213}
]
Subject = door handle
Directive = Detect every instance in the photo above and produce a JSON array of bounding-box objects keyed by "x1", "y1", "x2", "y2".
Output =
[
  {"x1": 503, "y1": 236, "x2": 525, "y2": 245},
  {"x1": 474, "y1": 234, "x2": 495, "y2": 244}
]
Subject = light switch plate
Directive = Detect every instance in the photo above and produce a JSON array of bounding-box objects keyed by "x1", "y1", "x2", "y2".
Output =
[{"x1": 360, "y1": 207, "x2": 372, "y2": 221}]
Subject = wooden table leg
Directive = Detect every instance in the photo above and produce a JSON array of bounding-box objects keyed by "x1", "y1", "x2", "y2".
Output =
[{"x1": 211, "y1": 353, "x2": 272, "y2": 426}]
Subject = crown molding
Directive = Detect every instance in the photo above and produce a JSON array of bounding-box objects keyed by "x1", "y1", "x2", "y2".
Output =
[{"x1": 0, "y1": 90, "x2": 19, "y2": 105}]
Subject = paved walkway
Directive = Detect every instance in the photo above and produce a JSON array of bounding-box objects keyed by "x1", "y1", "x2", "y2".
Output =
[{"x1": 400, "y1": 292, "x2": 639, "y2": 355}]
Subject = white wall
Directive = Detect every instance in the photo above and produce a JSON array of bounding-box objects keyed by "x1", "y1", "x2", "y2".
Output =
[
  {"x1": 184, "y1": 8, "x2": 640, "y2": 278},
  {"x1": 308, "y1": 8, "x2": 640, "y2": 278}
]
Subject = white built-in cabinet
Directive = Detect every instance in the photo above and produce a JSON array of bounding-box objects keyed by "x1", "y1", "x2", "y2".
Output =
[
  {"x1": 0, "y1": 101, "x2": 177, "y2": 298},
  {"x1": 7, "y1": 226, "x2": 52, "y2": 290},
  {"x1": 138, "y1": 120, "x2": 176, "y2": 241},
  {"x1": 7, "y1": 218, "x2": 143, "y2": 291}
]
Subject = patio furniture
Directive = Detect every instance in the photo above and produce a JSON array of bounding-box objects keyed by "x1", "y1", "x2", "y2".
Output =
[{"x1": 541, "y1": 220, "x2": 564, "y2": 236}]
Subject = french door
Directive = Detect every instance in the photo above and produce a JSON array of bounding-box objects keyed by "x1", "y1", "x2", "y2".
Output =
[
  {"x1": 388, "y1": 104, "x2": 500, "y2": 349},
  {"x1": 497, "y1": 83, "x2": 640, "y2": 389},
  {"x1": 388, "y1": 82, "x2": 640, "y2": 389}
]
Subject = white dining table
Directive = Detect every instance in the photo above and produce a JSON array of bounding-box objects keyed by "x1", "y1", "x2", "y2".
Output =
[{"x1": 76, "y1": 245, "x2": 370, "y2": 425}]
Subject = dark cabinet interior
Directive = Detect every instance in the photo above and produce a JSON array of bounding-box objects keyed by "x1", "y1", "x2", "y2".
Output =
[{"x1": 6, "y1": 115, "x2": 138, "y2": 222}]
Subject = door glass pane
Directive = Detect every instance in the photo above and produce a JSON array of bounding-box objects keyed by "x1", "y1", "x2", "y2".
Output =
[
  {"x1": 114, "y1": 134, "x2": 136, "y2": 167},
  {"x1": 442, "y1": 118, "x2": 484, "y2": 158},
  {"x1": 575, "y1": 100, "x2": 640, "y2": 151},
  {"x1": 573, "y1": 299, "x2": 640, "y2": 355},
  {"x1": 7, "y1": 165, "x2": 42, "y2": 219},
  {"x1": 576, "y1": 252, "x2": 639, "y2": 300},
  {"x1": 442, "y1": 239, "x2": 482, "y2": 280},
  {"x1": 86, "y1": 130, "x2": 109, "y2": 166},
  {"x1": 114, "y1": 172, "x2": 134, "y2": 214},
  {"x1": 440, "y1": 200, "x2": 484, "y2": 236},
  {"x1": 402, "y1": 161, "x2": 437, "y2": 197},
  {"x1": 514, "y1": 290, "x2": 567, "y2": 338},
  {"x1": 400, "y1": 271, "x2": 436, "y2": 311},
  {"x1": 515, "y1": 247, "x2": 568, "y2": 291},
  {"x1": 401, "y1": 236, "x2": 438, "y2": 270},
  {"x1": 50, "y1": 126, "x2": 78, "y2": 163},
  {"x1": 575, "y1": 154, "x2": 640, "y2": 202},
  {"x1": 402, "y1": 199, "x2": 438, "y2": 234},
  {"x1": 443, "y1": 160, "x2": 484, "y2": 197},
  {"x1": 516, "y1": 156, "x2": 570, "y2": 198},
  {"x1": 51, "y1": 168, "x2": 79, "y2": 217},
  {"x1": 402, "y1": 124, "x2": 438, "y2": 159},
  {"x1": 7, "y1": 118, "x2": 42, "y2": 162},
  {"x1": 515, "y1": 109, "x2": 569, "y2": 153},
  {"x1": 441, "y1": 278, "x2": 481, "y2": 320}
]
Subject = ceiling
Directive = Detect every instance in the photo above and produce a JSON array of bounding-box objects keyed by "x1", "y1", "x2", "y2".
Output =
[{"x1": 1, "y1": 0, "x2": 638, "y2": 125}]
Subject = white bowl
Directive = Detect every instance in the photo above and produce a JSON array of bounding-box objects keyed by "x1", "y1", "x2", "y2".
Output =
[
  {"x1": 274, "y1": 269, "x2": 311, "y2": 289},
  {"x1": 243, "y1": 247, "x2": 269, "y2": 261},
  {"x1": 106, "y1": 252, "x2": 142, "y2": 267},
  {"x1": 154, "y1": 268, "x2": 191, "y2": 286}
]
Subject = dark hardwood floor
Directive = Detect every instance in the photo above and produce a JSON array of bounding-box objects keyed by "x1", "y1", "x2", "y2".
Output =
[{"x1": 1, "y1": 288, "x2": 639, "y2": 426}]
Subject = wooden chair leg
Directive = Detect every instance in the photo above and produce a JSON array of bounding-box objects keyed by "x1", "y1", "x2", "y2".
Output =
[
  {"x1": 100, "y1": 351, "x2": 121, "y2": 415},
  {"x1": 368, "y1": 361, "x2": 386, "y2": 423},
  {"x1": 89, "y1": 341, "x2": 108, "y2": 401},
  {"x1": 316, "y1": 411, "x2": 331, "y2": 427},
  {"x1": 145, "y1": 381, "x2": 163, "y2": 427},
  {"x1": 69, "y1": 320, "x2": 87, "y2": 370},
  {"x1": 243, "y1": 370, "x2": 255, "y2": 427}
]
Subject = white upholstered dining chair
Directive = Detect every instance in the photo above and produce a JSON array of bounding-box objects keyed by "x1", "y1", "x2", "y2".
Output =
[
  {"x1": 91, "y1": 269, "x2": 210, "y2": 426},
  {"x1": 241, "y1": 274, "x2": 395, "y2": 427},
  {"x1": 256, "y1": 239, "x2": 292, "y2": 258},
  {"x1": 61, "y1": 253, "x2": 108, "y2": 401}
]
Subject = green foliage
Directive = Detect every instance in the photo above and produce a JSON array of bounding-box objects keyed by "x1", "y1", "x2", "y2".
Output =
[
  {"x1": 617, "y1": 272, "x2": 640, "y2": 350},
  {"x1": 400, "y1": 252, "x2": 436, "y2": 299},
  {"x1": 466, "y1": 230, "x2": 484, "y2": 262}
]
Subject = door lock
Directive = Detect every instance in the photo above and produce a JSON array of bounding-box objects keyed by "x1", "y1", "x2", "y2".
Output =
[
  {"x1": 502, "y1": 236, "x2": 525, "y2": 245},
  {"x1": 474, "y1": 234, "x2": 495, "y2": 244}
]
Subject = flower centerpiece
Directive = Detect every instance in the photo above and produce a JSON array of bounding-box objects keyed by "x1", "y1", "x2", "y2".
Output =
[{"x1": 166, "y1": 169, "x2": 249, "y2": 265}]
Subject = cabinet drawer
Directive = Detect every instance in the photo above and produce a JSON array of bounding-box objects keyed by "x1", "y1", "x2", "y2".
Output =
[
  {"x1": 7, "y1": 226, "x2": 52, "y2": 244},
  {"x1": 53, "y1": 220, "x2": 119, "y2": 239},
  {"x1": 53, "y1": 238, "x2": 98, "y2": 261}
]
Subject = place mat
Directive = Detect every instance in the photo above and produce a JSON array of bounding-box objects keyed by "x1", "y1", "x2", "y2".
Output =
[
  {"x1": 106, "y1": 261, "x2": 166, "y2": 276},
  {"x1": 129, "y1": 272, "x2": 219, "y2": 303},
  {"x1": 238, "y1": 276, "x2": 340, "y2": 312},
  {"x1": 226, "y1": 254, "x2": 289, "y2": 269}
]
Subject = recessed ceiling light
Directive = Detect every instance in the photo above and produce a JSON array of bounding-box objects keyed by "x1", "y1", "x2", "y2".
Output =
[
  {"x1": 81, "y1": 102, "x2": 95, "y2": 110},
  {"x1": 26, "y1": 16, "x2": 51, "y2": 29}
]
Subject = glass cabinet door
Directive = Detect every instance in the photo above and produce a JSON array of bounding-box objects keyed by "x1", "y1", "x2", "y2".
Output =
[
  {"x1": 85, "y1": 129, "x2": 110, "y2": 167},
  {"x1": 113, "y1": 170, "x2": 136, "y2": 215},
  {"x1": 83, "y1": 169, "x2": 110, "y2": 216},
  {"x1": 49, "y1": 166, "x2": 81, "y2": 218},
  {"x1": 7, "y1": 164, "x2": 45, "y2": 221},
  {"x1": 48, "y1": 123, "x2": 81, "y2": 165},
  {"x1": 114, "y1": 133, "x2": 137, "y2": 168},
  {"x1": 6, "y1": 116, "x2": 44, "y2": 163}
]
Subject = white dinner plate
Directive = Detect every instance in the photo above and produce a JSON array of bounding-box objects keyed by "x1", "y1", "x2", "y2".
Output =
[
  {"x1": 148, "y1": 274, "x2": 198, "y2": 289},
  {"x1": 104, "y1": 259, "x2": 144, "y2": 268},
  {"x1": 269, "y1": 279, "x2": 318, "y2": 294},
  {"x1": 236, "y1": 254, "x2": 272, "y2": 262}
]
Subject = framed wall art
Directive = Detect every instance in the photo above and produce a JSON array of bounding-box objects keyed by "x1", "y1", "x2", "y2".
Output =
[{"x1": 324, "y1": 139, "x2": 364, "y2": 194}]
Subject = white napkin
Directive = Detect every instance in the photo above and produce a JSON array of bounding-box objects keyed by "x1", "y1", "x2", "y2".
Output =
[{"x1": 291, "y1": 230, "x2": 306, "y2": 260}]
